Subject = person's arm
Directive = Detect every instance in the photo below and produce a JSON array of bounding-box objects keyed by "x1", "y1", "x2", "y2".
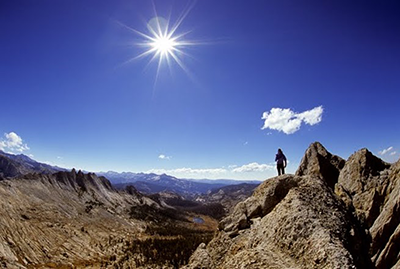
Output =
[{"x1": 284, "y1": 155, "x2": 287, "y2": 167}]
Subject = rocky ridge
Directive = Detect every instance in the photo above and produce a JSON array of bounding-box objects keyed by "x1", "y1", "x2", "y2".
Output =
[
  {"x1": 0, "y1": 170, "x2": 149, "y2": 267},
  {"x1": 185, "y1": 142, "x2": 400, "y2": 269},
  {"x1": 0, "y1": 168, "x2": 215, "y2": 268}
]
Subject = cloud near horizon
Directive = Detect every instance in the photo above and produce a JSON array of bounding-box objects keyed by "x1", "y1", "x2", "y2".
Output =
[
  {"x1": 0, "y1": 132, "x2": 30, "y2": 153},
  {"x1": 261, "y1": 106, "x2": 323, "y2": 134},
  {"x1": 147, "y1": 167, "x2": 228, "y2": 176},
  {"x1": 148, "y1": 162, "x2": 275, "y2": 178},
  {"x1": 232, "y1": 162, "x2": 274, "y2": 173}
]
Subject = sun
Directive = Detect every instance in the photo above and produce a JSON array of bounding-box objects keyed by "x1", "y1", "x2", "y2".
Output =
[
  {"x1": 136, "y1": 15, "x2": 193, "y2": 76},
  {"x1": 143, "y1": 16, "x2": 184, "y2": 62},
  {"x1": 116, "y1": 4, "x2": 197, "y2": 82},
  {"x1": 151, "y1": 35, "x2": 177, "y2": 56}
]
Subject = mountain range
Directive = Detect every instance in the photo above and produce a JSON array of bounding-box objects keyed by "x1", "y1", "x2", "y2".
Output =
[
  {"x1": 0, "y1": 150, "x2": 64, "y2": 178},
  {"x1": 0, "y1": 150, "x2": 261, "y2": 197},
  {"x1": 97, "y1": 171, "x2": 261, "y2": 196}
]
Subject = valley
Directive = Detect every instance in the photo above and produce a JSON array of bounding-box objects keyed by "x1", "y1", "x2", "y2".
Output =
[{"x1": 0, "y1": 150, "x2": 255, "y2": 268}]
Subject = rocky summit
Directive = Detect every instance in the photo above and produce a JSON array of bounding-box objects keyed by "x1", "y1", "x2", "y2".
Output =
[{"x1": 185, "y1": 142, "x2": 400, "y2": 269}]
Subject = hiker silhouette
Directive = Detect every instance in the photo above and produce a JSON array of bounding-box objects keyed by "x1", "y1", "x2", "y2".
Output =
[{"x1": 275, "y1": 149, "x2": 287, "y2": 176}]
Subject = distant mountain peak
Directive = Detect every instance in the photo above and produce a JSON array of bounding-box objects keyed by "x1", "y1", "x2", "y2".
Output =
[{"x1": 0, "y1": 151, "x2": 64, "y2": 178}]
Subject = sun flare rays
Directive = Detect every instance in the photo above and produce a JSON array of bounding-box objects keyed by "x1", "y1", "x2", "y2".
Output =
[{"x1": 117, "y1": 2, "x2": 198, "y2": 83}]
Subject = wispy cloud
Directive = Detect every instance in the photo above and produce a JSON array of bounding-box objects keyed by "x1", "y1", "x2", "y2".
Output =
[
  {"x1": 379, "y1": 146, "x2": 394, "y2": 156},
  {"x1": 261, "y1": 106, "x2": 323, "y2": 134},
  {"x1": 147, "y1": 167, "x2": 227, "y2": 175},
  {"x1": 158, "y1": 154, "x2": 171, "y2": 160},
  {"x1": 378, "y1": 146, "x2": 399, "y2": 163},
  {"x1": 232, "y1": 162, "x2": 274, "y2": 173},
  {"x1": 0, "y1": 132, "x2": 30, "y2": 153},
  {"x1": 147, "y1": 161, "x2": 276, "y2": 179}
]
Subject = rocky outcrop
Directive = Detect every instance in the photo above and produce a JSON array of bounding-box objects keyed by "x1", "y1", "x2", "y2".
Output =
[
  {"x1": 335, "y1": 149, "x2": 391, "y2": 226},
  {"x1": 186, "y1": 174, "x2": 369, "y2": 269},
  {"x1": 333, "y1": 149, "x2": 400, "y2": 268},
  {"x1": 296, "y1": 142, "x2": 345, "y2": 189},
  {"x1": 186, "y1": 142, "x2": 400, "y2": 269},
  {"x1": 364, "y1": 159, "x2": 400, "y2": 268}
]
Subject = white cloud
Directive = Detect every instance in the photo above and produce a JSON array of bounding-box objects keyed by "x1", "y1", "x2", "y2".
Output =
[
  {"x1": 377, "y1": 147, "x2": 399, "y2": 163},
  {"x1": 379, "y1": 146, "x2": 394, "y2": 156},
  {"x1": 232, "y1": 162, "x2": 274, "y2": 173},
  {"x1": 261, "y1": 106, "x2": 323, "y2": 134},
  {"x1": 0, "y1": 132, "x2": 30, "y2": 153},
  {"x1": 158, "y1": 154, "x2": 171, "y2": 160}
]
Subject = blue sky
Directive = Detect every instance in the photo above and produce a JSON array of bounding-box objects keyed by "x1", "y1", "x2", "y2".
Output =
[{"x1": 1, "y1": 0, "x2": 399, "y2": 180}]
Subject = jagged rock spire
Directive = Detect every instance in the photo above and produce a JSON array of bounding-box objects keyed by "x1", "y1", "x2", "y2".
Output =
[{"x1": 296, "y1": 141, "x2": 345, "y2": 189}]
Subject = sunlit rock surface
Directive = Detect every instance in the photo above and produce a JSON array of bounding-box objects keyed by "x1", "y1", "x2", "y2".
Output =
[
  {"x1": 0, "y1": 170, "x2": 158, "y2": 268},
  {"x1": 185, "y1": 142, "x2": 400, "y2": 269}
]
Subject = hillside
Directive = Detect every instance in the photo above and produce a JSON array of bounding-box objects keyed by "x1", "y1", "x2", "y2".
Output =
[
  {"x1": 0, "y1": 169, "x2": 217, "y2": 268},
  {"x1": 185, "y1": 142, "x2": 400, "y2": 269}
]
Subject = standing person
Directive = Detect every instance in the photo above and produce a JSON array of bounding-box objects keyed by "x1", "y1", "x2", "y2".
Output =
[{"x1": 275, "y1": 148, "x2": 287, "y2": 176}]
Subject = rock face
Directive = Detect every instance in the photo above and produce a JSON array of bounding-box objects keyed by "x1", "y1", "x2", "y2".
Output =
[
  {"x1": 185, "y1": 142, "x2": 400, "y2": 269},
  {"x1": 335, "y1": 150, "x2": 400, "y2": 269},
  {"x1": 370, "y1": 159, "x2": 400, "y2": 269},
  {"x1": 186, "y1": 174, "x2": 368, "y2": 269},
  {"x1": 296, "y1": 141, "x2": 345, "y2": 189}
]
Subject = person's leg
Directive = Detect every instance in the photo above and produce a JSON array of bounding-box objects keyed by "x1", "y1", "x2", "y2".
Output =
[
  {"x1": 277, "y1": 165, "x2": 280, "y2": 176},
  {"x1": 277, "y1": 164, "x2": 283, "y2": 175},
  {"x1": 282, "y1": 166, "x2": 285, "y2": 175}
]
